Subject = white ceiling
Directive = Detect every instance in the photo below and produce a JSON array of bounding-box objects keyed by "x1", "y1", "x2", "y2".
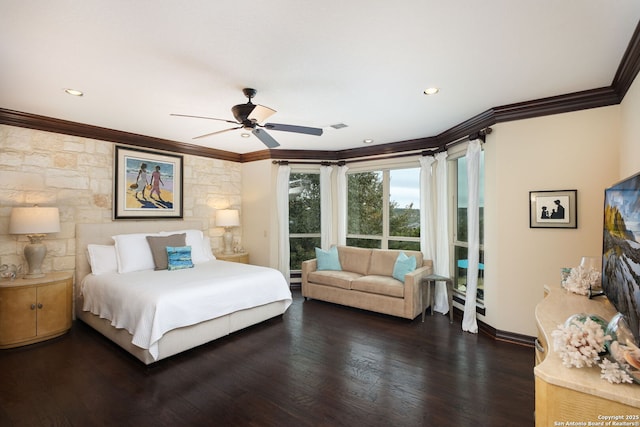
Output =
[{"x1": 2, "y1": 1, "x2": 639, "y2": 154}]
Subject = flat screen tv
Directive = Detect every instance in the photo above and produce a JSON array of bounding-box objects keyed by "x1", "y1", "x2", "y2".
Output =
[{"x1": 602, "y1": 171, "x2": 640, "y2": 343}]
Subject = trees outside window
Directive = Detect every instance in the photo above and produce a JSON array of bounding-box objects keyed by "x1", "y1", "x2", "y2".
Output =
[
  {"x1": 347, "y1": 168, "x2": 420, "y2": 250},
  {"x1": 289, "y1": 172, "x2": 320, "y2": 270}
]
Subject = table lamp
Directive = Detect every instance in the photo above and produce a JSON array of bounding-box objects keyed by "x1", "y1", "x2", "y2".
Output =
[
  {"x1": 215, "y1": 209, "x2": 239, "y2": 254},
  {"x1": 9, "y1": 206, "x2": 60, "y2": 279}
]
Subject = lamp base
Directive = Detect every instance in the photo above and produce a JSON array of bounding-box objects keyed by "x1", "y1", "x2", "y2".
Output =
[
  {"x1": 23, "y1": 237, "x2": 47, "y2": 279},
  {"x1": 223, "y1": 228, "x2": 234, "y2": 255}
]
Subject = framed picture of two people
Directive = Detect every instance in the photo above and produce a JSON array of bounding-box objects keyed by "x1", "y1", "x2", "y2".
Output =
[{"x1": 529, "y1": 189, "x2": 577, "y2": 229}]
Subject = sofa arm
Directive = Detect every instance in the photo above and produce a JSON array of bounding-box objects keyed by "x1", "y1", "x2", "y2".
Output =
[
  {"x1": 403, "y1": 263, "x2": 434, "y2": 318},
  {"x1": 301, "y1": 259, "x2": 318, "y2": 296}
]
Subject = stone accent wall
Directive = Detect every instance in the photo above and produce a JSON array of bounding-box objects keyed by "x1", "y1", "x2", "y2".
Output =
[{"x1": 0, "y1": 125, "x2": 241, "y2": 275}]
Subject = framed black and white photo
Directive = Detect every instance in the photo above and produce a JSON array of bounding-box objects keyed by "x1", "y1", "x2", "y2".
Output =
[
  {"x1": 529, "y1": 189, "x2": 577, "y2": 229},
  {"x1": 114, "y1": 146, "x2": 183, "y2": 219}
]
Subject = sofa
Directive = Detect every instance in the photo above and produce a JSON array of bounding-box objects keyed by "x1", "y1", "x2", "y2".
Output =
[{"x1": 301, "y1": 246, "x2": 433, "y2": 320}]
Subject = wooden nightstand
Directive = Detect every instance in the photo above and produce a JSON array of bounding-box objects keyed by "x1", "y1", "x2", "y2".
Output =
[
  {"x1": 0, "y1": 271, "x2": 73, "y2": 349},
  {"x1": 215, "y1": 252, "x2": 250, "y2": 264}
]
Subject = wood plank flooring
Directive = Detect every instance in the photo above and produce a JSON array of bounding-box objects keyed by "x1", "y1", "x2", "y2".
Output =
[{"x1": 0, "y1": 291, "x2": 535, "y2": 426}]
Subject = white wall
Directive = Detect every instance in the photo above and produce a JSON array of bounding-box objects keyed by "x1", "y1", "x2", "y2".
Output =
[
  {"x1": 241, "y1": 159, "x2": 280, "y2": 268},
  {"x1": 483, "y1": 106, "x2": 621, "y2": 336},
  {"x1": 620, "y1": 75, "x2": 640, "y2": 178}
]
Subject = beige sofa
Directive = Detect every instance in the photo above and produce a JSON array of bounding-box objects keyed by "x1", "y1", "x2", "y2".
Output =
[{"x1": 301, "y1": 246, "x2": 433, "y2": 319}]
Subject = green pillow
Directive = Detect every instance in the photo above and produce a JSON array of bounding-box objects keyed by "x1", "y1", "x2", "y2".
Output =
[
  {"x1": 166, "y1": 246, "x2": 194, "y2": 271},
  {"x1": 315, "y1": 246, "x2": 342, "y2": 271},
  {"x1": 392, "y1": 252, "x2": 416, "y2": 282}
]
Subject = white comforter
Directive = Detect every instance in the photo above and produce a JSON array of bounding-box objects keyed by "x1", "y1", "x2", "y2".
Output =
[{"x1": 81, "y1": 260, "x2": 292, "y2": 360}]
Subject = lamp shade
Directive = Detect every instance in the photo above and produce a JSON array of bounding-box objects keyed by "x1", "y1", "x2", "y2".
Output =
[
  {"x1": 215, "y1": 209, "x2": 239, "y2": 227},
  {"x1": 9, "y1": 207, "x2": 61, "y2": 234}
]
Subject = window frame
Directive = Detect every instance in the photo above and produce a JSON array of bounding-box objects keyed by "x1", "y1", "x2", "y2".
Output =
[{"x1": 449, "y1": 147, "x2": 485, "y2": 307}]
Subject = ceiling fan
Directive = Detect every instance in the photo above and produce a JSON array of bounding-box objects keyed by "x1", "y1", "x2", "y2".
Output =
[{"x1": 171, "y1": 88, "x2": 323, "y2": 148}]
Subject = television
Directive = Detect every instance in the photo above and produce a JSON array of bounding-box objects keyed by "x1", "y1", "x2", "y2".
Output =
[{"x1": 602, "y1": 171, "x2": 640, "y2": 344}]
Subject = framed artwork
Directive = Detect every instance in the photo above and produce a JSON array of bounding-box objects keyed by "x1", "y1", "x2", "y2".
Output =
[
  {"x1": 529, "y1": 189, "x2": 577, "y2": 229},
  {"x1": 114, "y1": 146, "x2": 183, "y2": 219}
]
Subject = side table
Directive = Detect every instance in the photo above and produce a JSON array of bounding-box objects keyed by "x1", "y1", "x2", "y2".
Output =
[
  {"x1": 421, "y1": 274, "x2": 454, "y2": 324},
  {"x1": 215, "y1": 252, "x2": 249, "y2": 264}
]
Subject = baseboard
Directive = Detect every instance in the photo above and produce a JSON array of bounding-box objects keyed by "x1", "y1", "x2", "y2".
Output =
[{"x1": 453, "y1": 307, "x2": 536, "y2": 348}]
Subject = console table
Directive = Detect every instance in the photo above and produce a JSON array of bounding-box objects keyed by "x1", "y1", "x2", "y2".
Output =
[{"x1": 534, "y1": 285, "x2": 640, "y2": 426}]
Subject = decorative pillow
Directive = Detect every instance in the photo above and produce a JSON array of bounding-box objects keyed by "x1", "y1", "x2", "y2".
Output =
[
  {"x1": 166, "y1": 246, "x2": 194, "y2": 271},
  {"x1": 146, "y1": 233, "x2": 186, "y2": 270},
  {"x1": 392, "y1": 252, "x2": 417, "y2": 282},
  {"x1": 86, "y1": 244, "x2": 118, "y2": 275},
  {"x1": 112, "y1": 233, "x2": 160, "y2": 273},
  {"x1": 159, "y1": 229, "x2": 211, "y2": 264},
  {"x1": 315, "y1": 246, "x2": 342, "y2": 271}
]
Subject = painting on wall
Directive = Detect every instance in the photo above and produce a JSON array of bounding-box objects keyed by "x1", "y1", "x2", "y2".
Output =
[
  {"x1": 529, "y1": 189, "x2": 577, "y2": 228},
  {"x1": 114, "y1": 146, "x2": 183, "y2": 219}
]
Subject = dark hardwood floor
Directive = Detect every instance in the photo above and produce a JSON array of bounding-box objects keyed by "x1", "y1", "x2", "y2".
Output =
[{"x1": 0, "y1": 291, "x2": 535, "y2": 427}]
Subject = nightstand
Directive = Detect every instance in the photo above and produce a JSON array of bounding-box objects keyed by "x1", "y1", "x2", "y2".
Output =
[
  {"x1": 0, "y1": 271, "x2": 73, "y2": 349},
  {"x1": 215, "y1": 252, "x2": 250, "y2": 264}
]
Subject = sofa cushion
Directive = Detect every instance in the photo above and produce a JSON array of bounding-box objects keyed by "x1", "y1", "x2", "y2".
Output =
[
  {"x1": 351, "y1": 275, "x2": 404, "y2": 298},
  {"x1": 307, "y1": 270, "x2": 362, "y2": 290},
  {"x1": 392, "y1": 252, "x2": 417, "y2": 282},
  {"x1": 337, "y1": 246, "x2": 372, "y2": 276},
  {"x1": 315, "y1": 246, "x2": 342, "y2": 271},
  {"x1": 368, "y1": 249, "x2": 424, "y2": 277}
]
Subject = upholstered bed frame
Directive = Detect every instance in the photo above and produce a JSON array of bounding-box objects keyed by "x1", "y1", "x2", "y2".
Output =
[{"x1": 75, "y1": 220, "x2": 289, "y2": 365}]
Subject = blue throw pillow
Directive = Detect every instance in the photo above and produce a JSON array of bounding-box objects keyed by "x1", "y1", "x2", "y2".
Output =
[
  {"x1": 392, "y1": 252, "x2": 416, "y2": 282},
  {"x1": 315, "y1": 246, "x2": 342, "y2": 271},
  {"x1": 166, "y1": 246, "x2": 194, "y2": 271}
]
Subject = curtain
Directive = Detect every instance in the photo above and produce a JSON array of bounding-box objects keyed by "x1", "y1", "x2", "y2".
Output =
[
  {"x1": 420, "y1": 156, "x2": 448, "y2": 313},
  {"x1": 320, "y1": 165, "x2": 333, "y2": 250},
  {"x1": 276, "y1": 164, "x2": 291, "y2": 283},
  {"x1": 434, "y1": 151, "x2": 451, "y2": 314},
  {"x1": 462, "y1": 140, "x2": 481, "y2": 333},
  {"x1": 336, "y1": 164, "x2": 349, "y2": 245}
]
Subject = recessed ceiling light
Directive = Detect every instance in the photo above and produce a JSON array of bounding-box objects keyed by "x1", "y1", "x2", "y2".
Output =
[
  {"x1": 64, "y1": 88, "x2": 84, "y2": 97},
  {"x1": 363, "y1": 138, "x2": 374, "y2": 144},
  {"x1": 423, "y1": 87, "x2": 439, "y2": 95},
  {"x1": 241, "y1": 133, "x2": 250, "y2": 138}
]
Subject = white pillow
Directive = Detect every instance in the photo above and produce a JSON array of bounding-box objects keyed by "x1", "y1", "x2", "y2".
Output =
[
  {"x1": 112, "y1": 233, "x2": 159, "y2": 273},
  {"x1": 86, "y1": 244, "x2": 118, "y2": 275},
  {"x1": 159, "y1": 229, "x2": 212, "y2": 264}
]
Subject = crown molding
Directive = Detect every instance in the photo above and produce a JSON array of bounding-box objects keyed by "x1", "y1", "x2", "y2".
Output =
[
  {"x1": 0, "y1": 109, "x2": 241, "y2": 162},
  {"x1": 1, "y1": 22, "x2": 638, "y2": 163}
]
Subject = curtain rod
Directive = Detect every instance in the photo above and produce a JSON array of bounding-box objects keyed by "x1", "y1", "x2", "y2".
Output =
[{"x1": 273, "y1": 127, "x2": 492, "y2": 166}]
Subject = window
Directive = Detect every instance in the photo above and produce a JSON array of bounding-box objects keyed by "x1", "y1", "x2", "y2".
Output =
[
  {"x1": 347, "y1": 168, "x2": 420, "y2": 250},
  {"x1": 289, "y1": 172, "x2": 320, "y2": 270},
  {"x1": 452, "y1": 152, "x2": 485, "y2": 302}
]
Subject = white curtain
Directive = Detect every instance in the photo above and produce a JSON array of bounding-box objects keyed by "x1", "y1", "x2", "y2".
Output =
[
  {"x1": 276, "y1": 164, "x2": 291, "y2": 283},
  {"x1": 420, "y1": 156, "x2": 448, "y2": 313},
  {"x1": 434, "y1": 151, "x2": 451, "y2": 314},
  {"x1": 462, "y1": 140, "x2": 481, "y2": 333},
  {"x1": 336, "y1": 164, "x2": 349, "y2": 245},
  {"x1": 320, "y1": 165, "x2": 333, "y2": 250}
]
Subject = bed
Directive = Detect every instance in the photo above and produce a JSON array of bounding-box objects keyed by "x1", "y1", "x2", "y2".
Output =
[{"x1": 75, "y1": 220, "x2": 292, "y2": 365}]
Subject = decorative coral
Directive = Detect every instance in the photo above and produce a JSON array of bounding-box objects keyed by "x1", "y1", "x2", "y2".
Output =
[
  {"x1": 552, "y1": 316, "x2": 610, "y2": 368},
  {"x1": 561, "y1": 265, "x2": 601, "y2": 296}
]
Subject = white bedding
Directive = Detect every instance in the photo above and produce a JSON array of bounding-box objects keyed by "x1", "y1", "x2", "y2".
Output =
[{"x1": 81, "y1": 260, "x2": 292, "y2": 360}]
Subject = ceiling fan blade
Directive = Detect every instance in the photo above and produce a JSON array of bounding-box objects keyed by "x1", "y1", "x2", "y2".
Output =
[
  {"x1": 193, "y1": 126, "x2": 242, "y2": 140},
  {"x1": 264, "y1": 123, "x2": 323, "y2": 136},
  {"x1": 252, "y1": 128, "x2": 280, "y2": 148},
  {"x1": 248, "y1": 104, "x2": 276, "y2": 123},
  {"x1": 171, "y1": 113, "x2": 239, "y2": 125}
]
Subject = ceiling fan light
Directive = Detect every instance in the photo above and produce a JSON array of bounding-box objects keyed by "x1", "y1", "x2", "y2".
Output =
[{"x1": 248, "y1": 104, "x2": 276, "y2": 123}]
